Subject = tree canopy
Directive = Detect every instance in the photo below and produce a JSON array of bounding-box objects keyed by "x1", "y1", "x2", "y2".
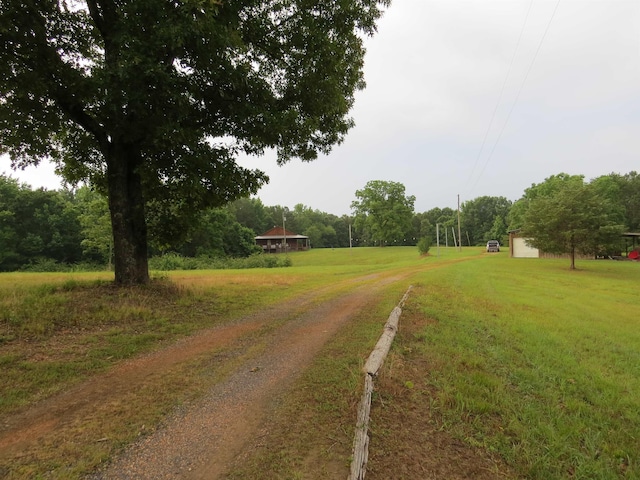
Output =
[
  {"x1": 522, "y1": 180, "x2": 624, "y2": 269},
  {"x1": 460, "y1": 195, "x2": 511, "y2": 246},
  {"x1": 0, "y1": 175, "x2": 82, "y2": 270},
  {"x1": 507, "y1": 173, "x2": 585, "y2": 231},
  {"x1": 351, "y1": 180, "x2": 415, "y2": 246},
  {"x1": 0, "y1": 0, "x2": 390, "y2": 284}
]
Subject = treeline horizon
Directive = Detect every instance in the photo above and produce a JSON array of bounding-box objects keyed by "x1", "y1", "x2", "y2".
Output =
[{"x1": 1, "y1": 170, "x2": 638, "y2": 272}]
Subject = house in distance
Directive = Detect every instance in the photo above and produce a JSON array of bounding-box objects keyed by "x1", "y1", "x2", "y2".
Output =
[{"x1": 255, "y1": 227, "x2": 310, "y2": 253}]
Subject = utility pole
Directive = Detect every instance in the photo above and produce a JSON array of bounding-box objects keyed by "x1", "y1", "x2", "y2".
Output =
[
  {"x1": 436, "y1": 223, "x2": 440, "y2": 257},
  {"x1": 457, "y1": 194, "x2": 462, "y2": 252},
  {"x1": 349, "y1": 223, "x2": 353, "y2": 251},
  {"x1": 283, "y1": 213, "x2": 287, "y2": 254}
]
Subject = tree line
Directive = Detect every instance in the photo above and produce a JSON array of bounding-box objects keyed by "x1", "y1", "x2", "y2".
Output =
[{"x1": 2, "y1": 171, "x2": 638, "y2": 272}]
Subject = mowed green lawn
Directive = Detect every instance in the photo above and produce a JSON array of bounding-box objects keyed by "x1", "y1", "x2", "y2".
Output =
[
  {"x1": 1, "y1": 247, "x2": 639, "y2": 478},
  {"x1": 401, "y1": 253, "x2": 640, "y2": 479}
]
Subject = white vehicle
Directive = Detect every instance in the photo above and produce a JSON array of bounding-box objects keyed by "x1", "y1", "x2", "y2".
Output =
[{"x1": 486, "y1": 240, "x2": 500, "y2": 252}]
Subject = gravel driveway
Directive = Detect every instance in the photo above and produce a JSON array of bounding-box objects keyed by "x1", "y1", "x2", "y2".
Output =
[{"x1": 0, "y1": 271, "x2": 408, "y2": 479}]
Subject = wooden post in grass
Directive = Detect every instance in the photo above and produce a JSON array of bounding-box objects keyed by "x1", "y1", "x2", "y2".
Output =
[
  {"x1": 364, "y1": 286, "x2": 412, "y2": 376},
  {"x1": 363, "y1": 306, "x2": 401, "y2": 376},
  {"x1": 349, "y1": 374, "x2": 373, "y2": 480},
  {"x1": 349, "y1": 286, "x2": 413, "y2": 480}
]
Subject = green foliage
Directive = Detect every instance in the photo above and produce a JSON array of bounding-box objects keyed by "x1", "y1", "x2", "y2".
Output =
[
  {"x1": 414, "y1": 207, "x2": 457, "y2": 247},
  {"x1": 592, "y1": 171, "x2": 640, "y2": 231},
  {"x1": 228, "y1": 197, "x2": 274, "y2": 236},
  {"x1": 352, "y1": 180, "x2": 416, "y2": 246},
  {"x1": 486, "y1": 216, "x2": 508, "y2": 246},
  {"x1": 75, "y1": 186, "x2": 112, "y2": 266},
  {"x1": 417, "y1": 237, "x2": 431, "y2": 255},
  {"x1": 0, "y1": 175, "x2": 82, "y2": 271},
  {"x1": 507, "y1": 173, "x2": 585, "y2": 230},
  {"x1": 460, "y1": 195, "x2": 512, "y2": 245},
  {"x1": 166, "y1": 207, "x2": 258, "y2": 259},
  {"x1": 148, "y1": 253, "x2": 292, "y2": 271},
  {"x1": 0, "y1": 0, "x2": 390, "y2": 284},
  {"x1": 522, "y1": 181, "x2": 625, "y2": 269}
]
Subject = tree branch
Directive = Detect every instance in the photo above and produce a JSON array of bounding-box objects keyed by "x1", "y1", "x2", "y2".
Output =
[
  {"x1": 85, "y1": 0, "x2": 105, "y2": 35},
  {"x1": 26, "y1": 2, "x2": 110, "y2": 152}
]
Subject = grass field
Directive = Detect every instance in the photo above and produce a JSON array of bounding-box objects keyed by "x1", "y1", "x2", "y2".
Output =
[
  {"x1": 1, "y1": 247, "x2": 639, "y2": 478},
  {"x1": 397, "y1": 254, "x2": 640, "y2": 479}
]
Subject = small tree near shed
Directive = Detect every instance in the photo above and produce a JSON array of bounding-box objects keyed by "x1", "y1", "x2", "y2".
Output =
[{"x1": 522, "y1": 182, "x2": 624, "y2": 269}]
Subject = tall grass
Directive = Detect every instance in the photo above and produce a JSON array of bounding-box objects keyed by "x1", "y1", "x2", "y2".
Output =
[{"x1": 0, "y1": 247, "x2": 435, "y2": 414}]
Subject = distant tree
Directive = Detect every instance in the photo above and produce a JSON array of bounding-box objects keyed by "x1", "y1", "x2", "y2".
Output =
[
  {"x1": 419, "y1": 207, "x2": 457, "y2": 246},
  {"x1": 331, "y1": 215, "x2": 353, "y2": 248},
  {"x1": 305, "y1": 224, "x2": 339, "y2": 248},
  {"x1": 522, "y1": 182, "x2": 624, "y2": 269},
  {"x1": 410, "y1": 212, "x2": 430, "y2": 246},
  {"x1": 264, "y1": 205, "x2": 290, "y2": 234},
  {"x1": 351, "y1": 180, "x2": 415, "y2": 246},
  {"x1": 304, "y1": 225, "x2": 323, "y2": 249},
  {"x1": 285, "y1": 204, "x2": 345, "y2": 248},
  {"x1": 229, "y1": 198, "x2": 272, "y2": 236},
  {"x1": 0, "y1": 176, "x2": 22, "y2": 270},
  {"x1": 173, "y1": 207, "x2": 258, "y2": 258},
  {"x1": 592, "y1": 171, "x2": 640, "y2": 232},
  {"x1": 0, "y1": 176, "x2": 82, "y2": 270},
  {"x1": 486, "y1": 216, "x2": 508, "y2": 246},
  {"x1": 75, "y1": 187, "x2": 112, "y2": 267},
  {"x1": 617, "y1": 171, "x2": 640, "y2": 231},
  {"x1": 0, "y1": 0, "x2": 390, "y2": 284},
  {"x1": 319, "y1": 225, "x2": 338, "y2": 248},
  {"x1": 460, "y1": 196, "x2": 512, "y2": 245}
]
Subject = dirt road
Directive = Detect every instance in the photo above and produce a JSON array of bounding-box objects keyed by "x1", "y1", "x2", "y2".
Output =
[{"x1": 0, "y1": 273, "x2": 405, "y2": 479}]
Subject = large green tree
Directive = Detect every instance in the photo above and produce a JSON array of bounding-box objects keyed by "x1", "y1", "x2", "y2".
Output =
[
  {"x1": 507, "y1": 173, "x2": 584, "y2": 231},
  {"x1": 0, "y1": 0, "x2": 389, "y2": 284},
  {"x1": 522, "y1": 181, "x2": 624, "y2": 269},
  {"x1": 460, "y1": 195, "x2": 511, "y2": 246},
  {"x1": 351, "y1": 180, "x2": 415, "y2": 246}
]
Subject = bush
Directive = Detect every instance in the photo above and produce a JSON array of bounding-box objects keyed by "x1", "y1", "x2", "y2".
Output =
[
  {"x1": 417, "y1": 237, "x2": 431, "y2": 255},
  {"x1": 148, "y1": 253, "x2": 292, "y2": 271},
  {"x1": 20, "y1": 257, "x2": 64, "y2": 272}
]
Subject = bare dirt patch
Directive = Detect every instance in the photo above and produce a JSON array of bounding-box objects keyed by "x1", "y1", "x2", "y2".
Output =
[{"x1": 91, "y1": 275, "x2": 405, "y2": 479}]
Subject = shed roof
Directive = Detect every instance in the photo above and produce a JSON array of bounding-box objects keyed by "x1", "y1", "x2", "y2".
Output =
[{"x1": 255, "y1": 226, "x2": 308, "y2": 240}]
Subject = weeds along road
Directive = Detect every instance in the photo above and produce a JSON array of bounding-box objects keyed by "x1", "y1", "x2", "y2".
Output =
[{"x1": 0, "y1": 260, "x2": 450, "y2": 479}]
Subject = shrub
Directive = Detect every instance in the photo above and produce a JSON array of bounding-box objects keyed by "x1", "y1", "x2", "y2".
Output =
[
  {"x1": 148, "y1": 253, "x2": 292, "y2": 271},
  {"x1": 417, "y1": 237, "x2": 431, "y2": 255}
]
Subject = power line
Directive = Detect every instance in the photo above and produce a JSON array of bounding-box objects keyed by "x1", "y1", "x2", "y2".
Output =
[
  {"x1": 465, "y1": 0, "x2": 534, "y2": 191},
  {"x1": 469, "y1": 0, "x2": 562, "y2": 193}
]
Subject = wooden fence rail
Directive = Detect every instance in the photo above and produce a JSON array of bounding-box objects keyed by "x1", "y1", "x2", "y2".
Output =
[{"x1": 348, "y1": 285, "x2": 413, "y2": 480}]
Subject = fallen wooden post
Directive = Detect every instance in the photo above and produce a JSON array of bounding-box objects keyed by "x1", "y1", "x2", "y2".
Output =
[{"x1": 348, "y1": 285, "x2": 413, "y2": 480}]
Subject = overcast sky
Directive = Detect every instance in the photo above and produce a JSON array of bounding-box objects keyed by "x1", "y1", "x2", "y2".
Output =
[{"x1": 2, "y1": 0, "x2": 639, "y2": 216}]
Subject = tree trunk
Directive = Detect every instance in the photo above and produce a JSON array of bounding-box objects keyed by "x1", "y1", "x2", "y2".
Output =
[
  {"x1": 106, "y1": 144, "x2": 150, "y2": 285},
  {"x1": 570, "y1": 245, "x2": 576, "y2": 270}
]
